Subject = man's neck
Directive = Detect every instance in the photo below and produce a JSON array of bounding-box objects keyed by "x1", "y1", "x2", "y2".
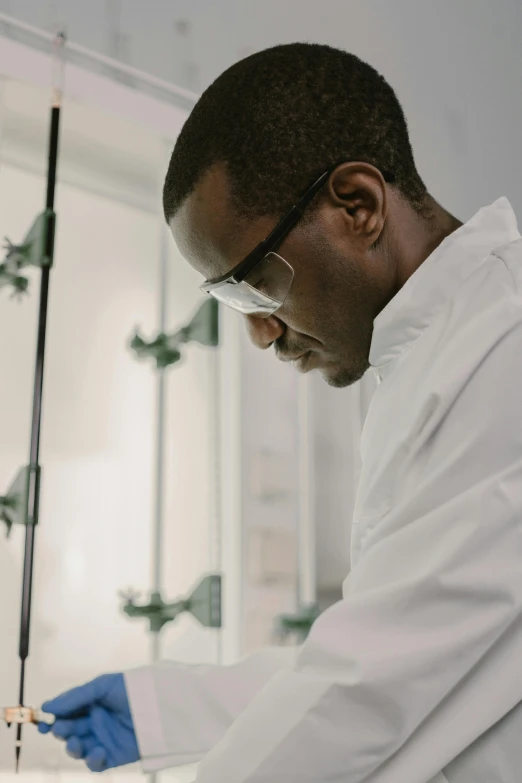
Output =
[{"x1": 394, "y1": 194, "x2": 463, "y2": 289}]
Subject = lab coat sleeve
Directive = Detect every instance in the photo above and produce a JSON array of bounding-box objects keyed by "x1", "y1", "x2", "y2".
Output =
[
  {"x1": 124, "y1": 645, "x2": 299, "y2": 770},
  {"x1": 191, "y1": 321, "x2": 522, "y2": 783}
]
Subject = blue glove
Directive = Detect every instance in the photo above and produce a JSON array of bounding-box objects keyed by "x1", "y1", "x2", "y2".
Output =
[{"x1": 38, "y1": 673, "x2": 140, "y2": 772}]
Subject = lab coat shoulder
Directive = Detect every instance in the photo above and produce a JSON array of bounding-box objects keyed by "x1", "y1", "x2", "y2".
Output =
[
  {"x1": 366, "y1": 237, "x2": 522, "y2": 557},
  {"x1": 125, "y1": 645, "x2": 298, "y2": 770},
  {"x1": 353, "y1": 236, "x2": 522, "y2": 544}
]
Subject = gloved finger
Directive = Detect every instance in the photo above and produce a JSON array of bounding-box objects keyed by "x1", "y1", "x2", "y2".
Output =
[
  {"x1": 52, "y1": 717, "x2": 91, "y2": 740},
  {"x1": 42, "y1": 680, "x2": 98, "y2": 718},
  {"x1": 38, "y1": 722, "x2": 53, "y2": 735},
  {"x1": 85, "y1": 746, "x2": 107, "y2": 773},
  {"x1": 66, "y1": 736, "x2": 83, "y2": 760},
  {"x1": 63, "y1": 733, "x2": 99, "y2": 760}
]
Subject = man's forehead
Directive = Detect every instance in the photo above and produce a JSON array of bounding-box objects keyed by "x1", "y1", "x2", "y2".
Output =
[{"x1": 170, "y1": 164, "x2": 251, "y2": 280}]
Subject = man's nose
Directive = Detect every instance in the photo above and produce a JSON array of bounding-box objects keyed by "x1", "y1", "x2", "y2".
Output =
[{"x1": 244, "y1": 314, "x2": 285, "y2": 350}]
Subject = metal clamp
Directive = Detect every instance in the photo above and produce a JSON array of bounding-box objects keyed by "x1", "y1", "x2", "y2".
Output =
[
  {"x1": 130, "y1": 299, "x2": 219, "y2": 369},
  {"x1": 0, "y1": 210, "x2": 57, "y2": 297},
  {"x1": 121, "y1": 574, "x2": 222, "y2": 634},
  {"x1": 0, "y1": 465, "x2": 41, "y2": 537},
  {"x1": 274, "y1": 604, "x2": 321, "y2": 643}
]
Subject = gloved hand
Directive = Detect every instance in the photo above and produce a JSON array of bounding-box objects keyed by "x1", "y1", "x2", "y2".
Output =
[{"x1": 38, "y1": 673, "x2": 140, "y2": 772}]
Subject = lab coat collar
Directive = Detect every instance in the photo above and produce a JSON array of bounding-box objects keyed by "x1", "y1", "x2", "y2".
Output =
[{"x1": 369, "y1": 197, "x2": 520, "y2": 372}]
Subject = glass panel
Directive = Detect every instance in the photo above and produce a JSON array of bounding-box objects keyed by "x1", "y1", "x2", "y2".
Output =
[
  {"x1": 0, "y1": 74, "x2": 220, "y2": 782},
  {"x1": 0, "y1": 155, "x2": 159, "y2": 781}
]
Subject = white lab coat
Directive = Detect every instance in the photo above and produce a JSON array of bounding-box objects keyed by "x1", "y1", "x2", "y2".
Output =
[{"x1": 125, "y1": 197, "x2": 522, "y2": 783}]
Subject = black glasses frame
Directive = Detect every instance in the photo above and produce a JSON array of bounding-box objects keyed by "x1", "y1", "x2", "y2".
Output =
[{"x1": 199, "y1": 161, "x2": 395, "y2": 295}]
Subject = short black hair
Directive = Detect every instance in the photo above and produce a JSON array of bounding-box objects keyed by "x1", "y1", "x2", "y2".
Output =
[{"x1": 163, "y1": 42, "x2": 429, "y2": 223}]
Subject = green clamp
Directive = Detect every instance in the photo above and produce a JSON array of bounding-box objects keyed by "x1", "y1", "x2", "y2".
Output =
[
  {"x1": 130, "y1": 332, "x2": 182, "y2": 369},
  {"x1": 274, "y1": 604, "x2": 321, "y2": 643},
  {"x1": 120, "y1": 574, "x2": 222, "y2": 634},
  {"x1": 0, "y1": 267, "x2": 29, "y2": 298},
  {"x1": 0, "y1": 210, "x2": 56, "y2": 297},
  {"x1": 0, "y1": 465, "x2": 41, "y2": 537},
  {"x1": 176, "y1": 298, "x2": 219, "y2": 347},
  {"x1": 130, "y1": 299, "x2": 219, "y2": 370}
]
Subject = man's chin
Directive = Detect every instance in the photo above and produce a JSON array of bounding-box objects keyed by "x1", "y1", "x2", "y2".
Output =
[{"x1": 320, "y1": 361, "x2": 369, "y2": 389}]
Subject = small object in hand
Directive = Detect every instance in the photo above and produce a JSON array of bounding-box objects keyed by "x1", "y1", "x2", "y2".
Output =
[{"x1": 2, "y1": 706, "x2": 55, "y2": 726}]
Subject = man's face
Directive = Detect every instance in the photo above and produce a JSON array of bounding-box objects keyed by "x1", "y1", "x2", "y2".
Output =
[{"x1": 170, "y1": 162, "x2": 396, "y2": 388}]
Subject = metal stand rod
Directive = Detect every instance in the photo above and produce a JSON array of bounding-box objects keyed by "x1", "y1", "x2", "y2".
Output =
[
  {"x1": 15, "y1": 32, "x2": 64, "y2": 772},
  {"x1": 208, "y1": 345, "x2": 223, "y2": 665},
  {"x1": 149, "y1": 144, "x2": 171, "y2": 783},
  {"x1": 150, "y1": 142, "x2": 172, "y2": 668},
  {"x1": 152, "y1": 228, "x2": 169, "y2": 612}
]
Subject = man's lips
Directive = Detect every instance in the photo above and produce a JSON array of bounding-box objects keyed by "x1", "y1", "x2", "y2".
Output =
[
  {"x1": 277, "y1": 350, "x2": 317, "y2": 373},
  {"x1": 277, "y1": 351, "x2": 310, "y2": 363}
]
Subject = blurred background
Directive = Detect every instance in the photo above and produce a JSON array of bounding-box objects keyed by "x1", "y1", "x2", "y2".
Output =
[{"x1": 0, "y1": 1, "x2": 520, "y2": 781}]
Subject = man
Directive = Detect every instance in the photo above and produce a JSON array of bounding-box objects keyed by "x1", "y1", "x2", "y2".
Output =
[{"x1": 40, "y1": 43, "x2": 522, "y2": 782}]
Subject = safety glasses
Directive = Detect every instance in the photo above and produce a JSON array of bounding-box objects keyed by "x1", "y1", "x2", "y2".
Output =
[{"x1": 199, "y1": 165, "x2": 336, "y2": 318}]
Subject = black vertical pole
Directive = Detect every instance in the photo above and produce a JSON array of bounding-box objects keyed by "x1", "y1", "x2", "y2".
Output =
[{"x1": 15, "y1": 33, "x2": 63, "y2": 772}]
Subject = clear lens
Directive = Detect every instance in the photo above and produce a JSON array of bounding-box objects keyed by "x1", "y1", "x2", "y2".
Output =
[
  {"x1": 208, "y1": 280, "x2": 280, "y2": 317},
  {"x1": 208, "y1": 253, "x2": 294, "y2": 318},
  {"x1": 244, "y1": 253, "x2": 294, "y2": 304}
]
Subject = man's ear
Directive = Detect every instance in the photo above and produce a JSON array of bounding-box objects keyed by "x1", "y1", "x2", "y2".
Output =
[{"x1": 326, "y1": 162, "x2": 387, "y2": 244}]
